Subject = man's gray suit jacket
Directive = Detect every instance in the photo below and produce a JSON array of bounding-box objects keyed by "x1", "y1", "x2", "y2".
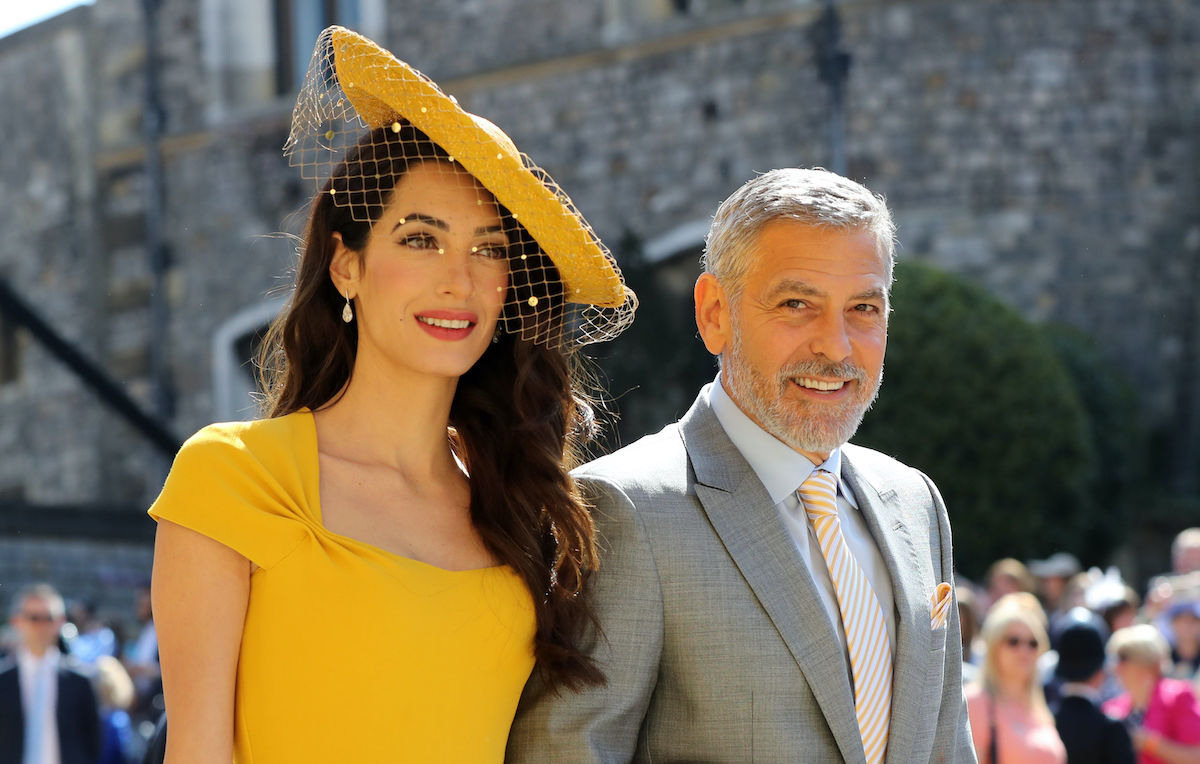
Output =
[{"x1": 507, "y1": 387, "x2": 976, "y2": 763}]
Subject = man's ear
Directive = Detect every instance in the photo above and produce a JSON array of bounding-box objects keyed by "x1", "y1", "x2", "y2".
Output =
[
  {"x1": 694, "y1": 272, "x2": 732, "y2": 356},
  {"x1": 329, "y1": 232, "x2": 360, "y2": 297}
]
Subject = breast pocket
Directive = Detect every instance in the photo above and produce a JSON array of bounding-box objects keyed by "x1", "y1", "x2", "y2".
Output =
[
  {"x1": 926, "y1": 628, "x2": 949, "y2": 708},
  {"x1": 930, "y1": 621, "x2": 948, "y2": 652}
]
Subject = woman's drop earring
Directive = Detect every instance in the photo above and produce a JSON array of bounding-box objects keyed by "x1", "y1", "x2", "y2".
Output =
[
  {"x1": 342, "y1": 294, "x2": 354, "y2": 323},
  {"x1": 492, "y1": 324, "x2": 502, "y2": 344}
]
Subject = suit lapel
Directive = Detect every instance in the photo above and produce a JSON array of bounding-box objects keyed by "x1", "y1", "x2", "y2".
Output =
[
  {"x1": 55, "y1": 665, "x2": 69, "y2": 754},
  {"x1": 680, "y1": 391, "x2": 866, "y2": 763},
  {"x1": 841, "y1": 449, "x2": 935, "y2": 764},
  {"x1": 0, "y1": 662, "x2": 21, "y2": 731}
]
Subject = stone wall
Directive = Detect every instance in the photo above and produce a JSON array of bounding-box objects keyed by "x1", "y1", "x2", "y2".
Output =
[{"x1": 0, "y1": 8, "x2": 104, "y2": 506}]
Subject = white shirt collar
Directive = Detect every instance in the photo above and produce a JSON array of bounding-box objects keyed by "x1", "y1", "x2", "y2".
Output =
[
  {"x1": 708, "y1": 374, "x2": 856, "y2": 506},
  {"x1": 16, "y1": 646, "x2": 60, "y2": 667},
  {"x1": 1058, "y1": 681, "x2": 1101, "y2": 702}
]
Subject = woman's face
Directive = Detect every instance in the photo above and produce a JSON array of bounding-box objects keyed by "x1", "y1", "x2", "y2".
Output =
[
  {"x1": 994, "y1": 622, "x2": 1041, "y2": 683},
  {"x1": 334, "y1": 161, "x2": 510, "y2": 381},
  {"x1": 1113, "y1": 653, "x2": 1159, "y2": 692},
  {"x1": 989, "y1": 573, "x2": 1021, "y2": 598},
  {"x1": 1109, "y1": 604, "x2": 1137, "y2": 633}
]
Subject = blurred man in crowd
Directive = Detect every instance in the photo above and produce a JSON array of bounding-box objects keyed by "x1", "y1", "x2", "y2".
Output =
[
  {"x1": 1173, "y1": 529, "x2": 1200, "y2": 575},
  {"x1": 1051, "y1": 608, "x2": 1134, "y2": 764},
  {"x1": 0, "y1": 583, "x2": 100, "y2": 764},
  {"x1": 64, "y1": 601, "x2": 117, "y2": 669},
  {"x1": 1030, "y1": 552, "x2": 1081, "y2": 622}
]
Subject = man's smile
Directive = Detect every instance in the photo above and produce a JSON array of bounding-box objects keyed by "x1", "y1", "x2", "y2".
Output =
[{"x1": 792, "y1": 377, "x2": 847, "y2": 393}]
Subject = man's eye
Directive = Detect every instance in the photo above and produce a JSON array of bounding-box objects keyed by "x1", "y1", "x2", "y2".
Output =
[
  {"x1": 854, "y1": 303, "x2": 881, "y2": 313},
  {"x1": 782, "y1": 299, "x2": 807, "y2": 310}
]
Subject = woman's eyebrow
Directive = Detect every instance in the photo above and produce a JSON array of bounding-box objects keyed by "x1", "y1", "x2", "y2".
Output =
[
  {"x1": 392, "y1": 213, "x2": 448, "y2": 234},
  {"x1": 391, "y1": 215, "x2": 507, "y2": 239}
]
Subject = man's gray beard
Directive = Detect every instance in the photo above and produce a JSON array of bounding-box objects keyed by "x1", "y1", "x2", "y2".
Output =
[{"x1": 724, "y1": 332, "x2": 882, "y2": 455}]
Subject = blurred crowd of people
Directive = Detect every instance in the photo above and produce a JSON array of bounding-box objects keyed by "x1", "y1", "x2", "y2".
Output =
[
  {"x1": 10, "y1": 528, "x2": 1200, "y2": 763},
  {"x1": 0, "y1": 583, "x2": 160, "y2": 764},
  {"x1": 959, "y1": 528, "x2": 1200, "y2": 764}
]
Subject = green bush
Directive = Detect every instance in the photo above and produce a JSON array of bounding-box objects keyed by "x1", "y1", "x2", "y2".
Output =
[
  {"x1": 1042, "y1": 325, "x2": 1148, "y2": 557},
  {"x1": 853, "y1": 261, "x2": 1096, "y2": 580}
]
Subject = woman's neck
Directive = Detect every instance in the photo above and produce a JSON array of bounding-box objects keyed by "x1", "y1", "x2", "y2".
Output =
[
  {"x1": 1176, "y1": 639, "x2": 1200, "y2": 661},
  {"x1": 1128, "y1": 674, "x2": 1157, "y2": 709},
  {"x1": 314, "y1": 359, "x2": 459, "y2": 480},
  {"x1": 992, "y1": 676, "x2": 1032, "y2": 706}
]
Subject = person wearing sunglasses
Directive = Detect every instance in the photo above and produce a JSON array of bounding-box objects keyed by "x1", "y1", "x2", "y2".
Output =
[
  {"x1": 1103, "y1": 624, "x2": 1200, "y2": 764},
  {"x1": 0, "y1": 582, "x2": 101, "y2": 764},
  {"x1": 966, "y1": 595, "x2": 1067, "y2": 763}
]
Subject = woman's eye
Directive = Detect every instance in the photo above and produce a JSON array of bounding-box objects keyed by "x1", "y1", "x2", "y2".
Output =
[
  {"x1": 474, "y1": 244, "x2": 508, "y2": 260},
  {"x1": 399, "y1": 233, "x2": 438, "y2": 249}
]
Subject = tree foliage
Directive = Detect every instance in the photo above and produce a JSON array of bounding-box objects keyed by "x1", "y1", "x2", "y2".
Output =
[{"x1": 1042, "y1": 325, "x2": 1148, "y2": 555}]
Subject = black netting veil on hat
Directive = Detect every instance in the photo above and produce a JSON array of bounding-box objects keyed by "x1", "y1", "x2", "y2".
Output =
[{"x1": 283, "y1": 26, "x2": 636, "y2": 348}]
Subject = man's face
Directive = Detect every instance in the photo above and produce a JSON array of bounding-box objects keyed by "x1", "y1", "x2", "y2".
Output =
[
  {"x1": 10, "y1": 595, "x2": 63, "y2": 654},
  {"x1": 703, "y1": 221, "x2": 888, "y2": 463},
  {"x1": 1040, "y1": 575, "x2": 1068, "y2": 606},
  {"x1": 1173, "y1": 610, "x2": 1200, "y2": 646},
  {"x1": 1175, "y1": 544, "x2": 1200, "y2": 575}
]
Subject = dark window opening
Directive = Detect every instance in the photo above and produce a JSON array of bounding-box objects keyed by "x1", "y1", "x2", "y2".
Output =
[
  {"x1": 273, "y1": 0, "x2": 362, "y2": 96},
  {"x1": 0, "y1": 484, "x2": 25, "y2": 502}
]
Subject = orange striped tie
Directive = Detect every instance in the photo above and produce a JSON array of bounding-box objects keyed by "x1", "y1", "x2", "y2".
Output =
[{"x1": 799, "y1": 469, "x2": 892, "y2": 764}]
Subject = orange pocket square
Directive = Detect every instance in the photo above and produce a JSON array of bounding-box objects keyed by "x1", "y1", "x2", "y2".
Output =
[{"x1": 931, "y1": 582, "x2": 953, "y2": 630}]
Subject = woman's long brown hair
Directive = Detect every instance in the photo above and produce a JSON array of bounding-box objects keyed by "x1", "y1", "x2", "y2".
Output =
[{"x1": 257, "y1": 123, "x2": 603, "y2": 690}]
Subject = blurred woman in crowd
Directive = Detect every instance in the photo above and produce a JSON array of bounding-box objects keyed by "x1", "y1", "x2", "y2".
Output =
[
  {"x1": 983, "y1": 558, "x2": 1037, "y2": 616},
  {"x1": 966, "y1": 597, "x2": 1067, "y2": 763},
  {"x1": 93, "y1": 655, "x2": 137, "y2": 764},
  {"x1": 958, "y1": 584, "x2": 983, "y2": 683},
  {"x1": 1104, "y1": 624, "x2": 1200, "y2": 763},
  {"x1": 1166, "y1": 601, "x2": 1200, "y2": 679},
  {"x1": 1102, "y1": 586, "x2": 1143, "y2": 636}
]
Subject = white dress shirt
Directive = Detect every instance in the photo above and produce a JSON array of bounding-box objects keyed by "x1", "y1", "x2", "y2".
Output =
[
  {"x1": 708, "y1": 376, "x2": 897, "y2": 660},
  {"x1": 16, "y1": 646, "x2": 62, "y2": 764}
]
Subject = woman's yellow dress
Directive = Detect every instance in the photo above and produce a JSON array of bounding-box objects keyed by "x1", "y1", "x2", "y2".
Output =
[{"x1": 149, "y1": 410, "x2": 536, "y2": 763}]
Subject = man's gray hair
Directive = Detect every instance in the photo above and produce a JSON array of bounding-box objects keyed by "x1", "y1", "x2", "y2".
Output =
[
  {"x1": 9, "y1": 582, "x2": 66, "y2": 619},
  {"x1": 1172, "y1": 527, "x2": 1200, "y2": 564},
  {"x1": 702, "y1": 168, "x2": 896, "y2": 298}
]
